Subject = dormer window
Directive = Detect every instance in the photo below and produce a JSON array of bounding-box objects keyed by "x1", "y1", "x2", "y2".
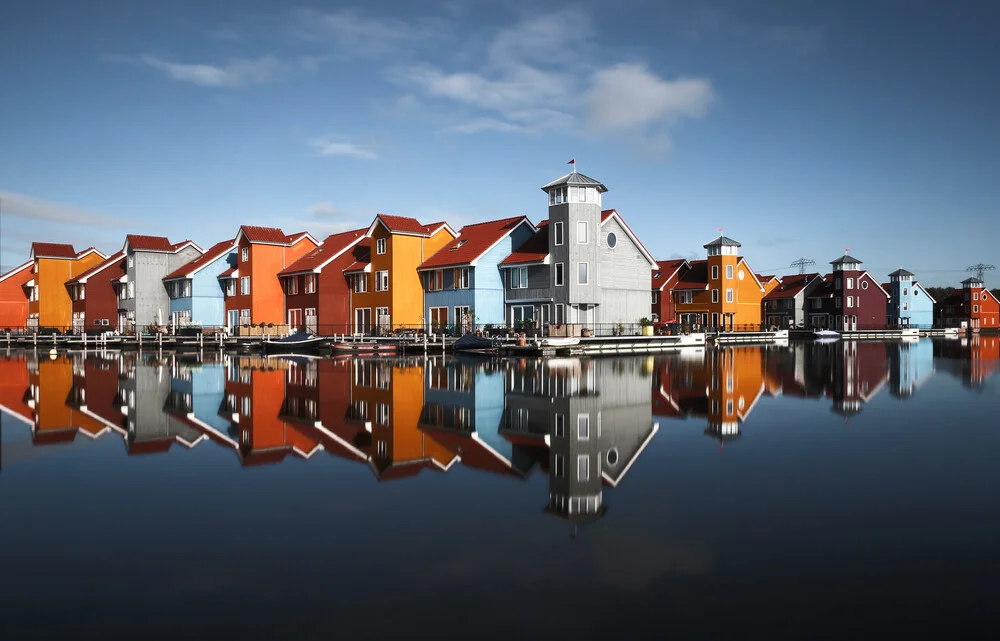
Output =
[{"x1": 451, "y1": 240, "x2": 466, "y2": 250}]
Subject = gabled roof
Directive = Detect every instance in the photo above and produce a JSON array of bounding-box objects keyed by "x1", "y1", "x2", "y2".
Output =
[
  {"x1": 0, "y1": 260, "x2": 33, "y2": 283},
  {"x1": 674, "y1": 260, "x2": 709, "y2": 290},
  {"x1": 125, "y1": 234, "x2": 173, "y2": 252},
  {"x1": 500, "y1": 221, "x2": 549, "y2": 266},
  {"x1": 600, "y1": 209, "x2": 657, "y2": 267},
  {"x1": 278, "y1": 229, "x2": 368, "y2": 276},
  {"x1": 912, "y1": 282, "x2": 937, "y2": 304},
  {"x1": 418, "y1": 216, "x2": 534, "y2": 271},
  {"x1": 756, "y1": 274, "x2": 777, "y2": 282},
  {"x1": 889, "y1": 268, "x2": 914, "y2": 277},
  {"x1": 862, "y1": 272, "x2": 891, "y2": 298},
  {"x1": 367, "y1": 214, "x2": 457, "y2": 239},
  {"x1": 652, "y1": 259, "x2": 688, "y2": 291},
  {"x1": 343, "y1": 239, "x2": 372, "y2": 273},
  {"x1": 218, "y1": 266, "x2": 238, "y2": 278},
  {"x1": 66, "y1": 251, "x2": 126, "y2": 284},
  {"x1": 30, "y1": 242, "x2": 76, "y2": 259},
  {"x1": 703, "y1": 235, "x2": 741, "y2": 248},
  {"x1": 163, "y1": 239, "x2": 236, "y2": 281},
  {"x1": 234, "y1": 226, "x2": 318, "y2": 247},
  {"x1": 763, "y1": 273, "x2": 822, "y2": 300},
  {"x1": 831, "y1": 254, "x2": 862, "y2": 265},
  {"x1": 541, "y1": 170, "x2": 608, "y2": 193},
  {"x1": 76, "y1": 247, "x2": 106, "y2": 260}
]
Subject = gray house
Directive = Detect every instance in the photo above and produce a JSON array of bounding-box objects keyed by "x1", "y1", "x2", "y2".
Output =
[
  {"x1": 500, "y1": 169, "x2": 656, "y2": 334},
  {"x1": 117, "y1": 235, "x2": 203, "y2": 332}
]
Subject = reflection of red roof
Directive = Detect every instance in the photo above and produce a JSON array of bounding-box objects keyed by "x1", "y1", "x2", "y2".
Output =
[
  {"x1": 425, "y1": 428, "x2": 521, "y2": 477},
  {"x1": 239, "y1": 225, "x2": 291, "y2": 244},
  {"x1": 126, "y1": 234, "x2": 174, "y2": 252},
  {"x1": 241, "y1": 447, "x2": 291, "y2": 467},
  {"x1": 164, "y1": 239, "x2": 236, "y2": 280},
  {"x1": 66, "y1": 251, "x2": 126, "y2": 284},
  {"x1": 343, "y1": 239, "x2": 372, "y2": 273},
  {"x1": 375, "y1": 460, "x2": 433, "y2": 481},
  {"x1": 420, "y1": 216, "x2": 532, "y2": 270},
  {"x1": 31, "y1": 242, "x2": 76, "y2": 258},
  {"x1": 500, "y1": 221, "x2": 549, "y2": 265},
  {"x1": 652, "y1": 259, "x2": 688, "y2": 290},
  {"x1": 278, "y1": 229, "x2": 367, "y2": 276},
  {"x1": 764, "y1": 273, "x2": 821, "y2": 300},
  {"x1": 127, "y1": 438, "x2": 174, "y2": 455},
  {"x1": 32, "y1": 429, "x2": 77, "y2": 445},
  {"x1": 675, "y1": 260, "x2": 709, "y2": 290}
]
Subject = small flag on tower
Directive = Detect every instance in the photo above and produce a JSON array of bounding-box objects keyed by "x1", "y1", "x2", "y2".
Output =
[{"x1": 567, "y1": 159, "x2": 575, "y2": 165}]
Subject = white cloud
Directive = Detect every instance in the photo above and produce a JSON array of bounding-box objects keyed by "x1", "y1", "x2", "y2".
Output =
[
  {"x1": 0, "y1": 191, "x2": 128, "y2": 227},
  {"x1": 139, "y1": 55, "x2": 281, "y2": 87},
  {"x1": 440, "y1": 118, "x2": 526, "y2": 134},
  {"x1": 290, "y1": 8, "x2": 448, "y2": 59},
  {"x1": 309, "y1": 138, "x2": 378, "y2": 160},
  {"x1": 586, "y1": 63, "x2": 713, "y2": 132}
]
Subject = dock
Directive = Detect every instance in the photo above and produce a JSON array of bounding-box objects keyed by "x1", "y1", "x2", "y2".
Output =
[{"x1": 504, "y1": 333, "x2": 707, "y2": 357}]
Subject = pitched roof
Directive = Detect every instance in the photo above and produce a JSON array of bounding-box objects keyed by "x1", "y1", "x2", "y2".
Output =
[
  {"x1": 600, "y1": 209, "x2": 657, "y2": 266},
  {"x1": 419, "y1": 216, "x2": 533, "y2": 270},
  {"x1": 31, "y1": 242, "x2": 76, "y2": 259},
  {"x1": 756, "y1": 274, "x2": 777, "y2": 282},
  {"x1": 830, "y1": 254, "x2": 862, "y2": 265},
  {"x1": 76, "y1": 247, "x2": 106, "y2": 259},
  {"x1": 343, "y1": 239, "x2": 372, "y2": 273},
  {"x1": 125, "y1": 234, "x2": 174, "y2": 252},
  {"x1": 368, "y1": 214, "x2": 457, "y2": 238},
  {"x1": 218, "y1": 266, "x2": 238, "y2": 278},
  {"x1": 674, "y1": 260, "x2": 709, "y2": 290},
  {"x1": 278, "y1": 229, "x2": 367, "y2": 276},
  {"x1": 238, "y1": 225, "x2": 292, "y2": 245},
  {"x1": 66, "y1": 251, "x2": 126, "y2": 284},
  {"x1": 703, "y1": 235, "x2": 741, "y2": 248},
  {"x1": 500, "y1": 221, "x2": 549, "y2": 265},
  {"x1": 763, "y1": 273, "x2": 821, "y2": 300},
  {"x1": 913, "y1": 282, "x2": 937, "y2": 304},
  {"x1": 889, "y1": 268, "x2": 915, "y2": 277},
  {"x1": 541, "y1": 171, "x2": 608, "y2": 193},
  {"x1": 652, "y1": 259, "x2": 688, "y2": 290},
  {"x1": 0, "y1": 260, "x2": 33, "y2": 283},
  {"x1": 163, "y1": 240, "x2": 236, "y2": 280}
]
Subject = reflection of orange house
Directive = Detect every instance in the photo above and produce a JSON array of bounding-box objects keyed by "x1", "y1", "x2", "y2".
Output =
[
  {"x1": 25, "y1": 355, "x2": 108, "y2": 444},
  {"x1": 26, "y1": 243, "x2": 107, "y2": 330},
  {"x1": 673, "y1": 235, "x2": 768, "y2": 330},
  {"x1": 936, "y1": 335, "x2": 1000, "y2": 388},
  {"x1": 0, "y1": 260, "x2": 33, "y2": 329}
]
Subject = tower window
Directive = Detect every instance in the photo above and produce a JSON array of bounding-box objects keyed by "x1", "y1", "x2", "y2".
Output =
[
  {"x1": 726, "y1": 265, "x2": 733, "y2": 279},
  {"x1": 712, "y1": 265, "x2": 719, "y2": 280},
  {"x1": 553, "y1": 222, "x2": 564, "y2": 246},
  {"x1": 577, "y1": 221, "x2": 588, "y2": 244}
]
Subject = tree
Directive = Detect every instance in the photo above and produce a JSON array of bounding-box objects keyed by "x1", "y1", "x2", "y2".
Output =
[{"x1": 924, "y1": 286, "x2": 952, "y2": 302}]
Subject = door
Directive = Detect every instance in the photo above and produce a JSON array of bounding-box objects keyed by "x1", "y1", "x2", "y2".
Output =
[
  {"x1": 288, "y1": 308, "x2": 302, "y2": 331},
  {"x1": 376, "y1": 307, "x2": 390, "y2": 333},
  {"x1": 455, "y1": 306, "x2": 471, "y2": 334},
  {"x1": 355, "y1": 308, "x2": 371, "y2": 334},
  {"x1": 304, "y1": 308, "x2": 317, "y2": 334},
  {"x1": 227, "y1": 310, "x2": 239, "y2": 330},
  {"x1": 430, "y1": 307, "x2": 448, "y2": 333}
]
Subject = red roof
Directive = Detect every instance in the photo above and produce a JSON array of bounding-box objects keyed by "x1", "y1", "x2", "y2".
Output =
[
  {"x1": 375, "y1": 214, "x2": 432, "y2": 235},
  {"x1": 425, "y1": 428, "x2": 522, "y2": 477},
  {"x1": 674, "y1": 260, "x2": 709, "y2": 290},
  {"x1": 31, "y1": 242, "x2": 76, "y2": 259},
  {"x1": 76, "y1": 247, "x2": 104, "y2": 258},
  {"x1": 652, "y1": 259, "x2": 688, "y2": 290},
  {"x1": 278, "y1": 229, "x2": 367, "y2": 276},
  {"x1": 757, "y1": 274, "x2": 777, "y2": 282},
  {"x1": 164, "y1": 240, "x2": 235, "y2": 280},
  {"x1": 218, "y1": 266, "x2": 238, "y2": 278},
  {"x1": 422, "y1": 221, "x2": 451, "y2": 235},
  {"x1": 32, "y1": 429, "x2": 78, "y2": 445},
  {"x1": 500, "y1": 221, "x2": 549, "y2": 265},
  {"x1": 241, "y1": 447, "x2": 291, "y2": 467},
  {"x1": 67, "y1": 251, "x2": 126, "y2": 284},
  {"x1": 126, "y1": 234, "x2": 174, "y2": 252},
  {"x1": 127, "y1": 438, "x2": 175, "y2": 455},
  {"x1": 419, "y1": 216, "x2": 531, "y2": 270},
  {"x1": 764, "y1": 273, "x2": 821, "y2": 300},
  {"x1": 343, "y1": 239, "x2": 372, "y2": 273},
  {"x1": 239, "y1": 225, "x2": 291, "y2": 244}
]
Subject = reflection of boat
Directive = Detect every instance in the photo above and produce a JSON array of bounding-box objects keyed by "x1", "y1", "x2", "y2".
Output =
[
  {"x1": 331, "y1": 341, "x2": 397, "y2": 353},
  {"x1": 263, "y1": 332, "x2": 325, "y2": 353},
  {"x1": 536, "y1": 337, "x2": 580, "y2": 348},
  {"x1": 454, "y1": 333, "x2": 497, "y2": 352},
  {"x1": 814, "y1": 330, "x2": 841, "y2": 340},
  {"x1": 900, "y1": 328, "x2": 919, "y2": 338}
]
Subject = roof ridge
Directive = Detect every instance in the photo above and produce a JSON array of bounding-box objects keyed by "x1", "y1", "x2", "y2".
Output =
[{"x1": 457, "y1": 215, "x2": 528, "y2": 229}]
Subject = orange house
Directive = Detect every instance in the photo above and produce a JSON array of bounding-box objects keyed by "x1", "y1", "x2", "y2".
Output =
[
  {"x1": 351, "y1": 215, "x2": 456, "y2": 333},
  {"x1": 672, "y1": 235, "x2": 767, "y2": 330},
  {"x1": 937, "y1": 277, "x2": 1000, "y2": 330},
  {"x1": 25, "y1": 243, "x2": 107, "y2": 331},
  {"x1": 703, "y1": 346, "x2": 768, "y2": 443},
  {"x1": 25, "y1": 354, "x2": 107, "y2": 445},
  {"x1": 0, "y1": 260, "x2": 33, "y2": 329},
  {"x1": 221, "y1": 226, "x2": 318, "y2": 330}
]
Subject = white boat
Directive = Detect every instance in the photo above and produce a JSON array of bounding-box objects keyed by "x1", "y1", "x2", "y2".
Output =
[
  {"x1": 537, "y1": 337, "x2": 581, "y2": 348},
  {"x1": 813, "y1": 329, "x2": 841, "y2": 340},
  {"x1": 900, "y1": 328, "x2": 919, "y2": 338}
]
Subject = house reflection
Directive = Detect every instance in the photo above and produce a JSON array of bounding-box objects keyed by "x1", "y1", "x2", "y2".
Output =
[
  {"x1": 888, "y1": 338, "x2": 934, "y2": 399},
  {"x1": 934, "y1": 334, "x2": 1000, "y2": 389}
]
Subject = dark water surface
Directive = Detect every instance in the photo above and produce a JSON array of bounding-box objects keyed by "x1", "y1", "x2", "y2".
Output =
[{"x1": 2, "y1": 337, "x2": 999, "y2": 640}]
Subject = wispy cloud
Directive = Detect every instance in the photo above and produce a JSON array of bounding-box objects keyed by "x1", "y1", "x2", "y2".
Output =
[
  {"x1": 586, "y1": 64, "x2": 713, "y2": 133},
  {"x1": 0, "y1": 191, "x2": 128, "y2": 227},
  {"x1": 290, "y1": 8, "x2": 450, "y2": 59},
  {"x1": 138, "y1": 55, "x2": 281, "y2": 87},
  {"x1": 309, "y1": 138, "x2": 378, "y2": 160}
]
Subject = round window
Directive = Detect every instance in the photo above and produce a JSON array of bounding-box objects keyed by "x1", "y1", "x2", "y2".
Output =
[
  {"x1": 862, "y1": 281, "x2": 869, "y2": 290},
  {"x1": 607, "y1": 232, "x2": 617, "y2": 248},
  {"x1": 914, "y1": 289, "x2": 920, "y2": 296},
  {"x1": 738, "y1": 270, "x2": 745, "y2": 281},
  {"x1": 606, "y1": 448, "x2": 619, "y2": 466}
]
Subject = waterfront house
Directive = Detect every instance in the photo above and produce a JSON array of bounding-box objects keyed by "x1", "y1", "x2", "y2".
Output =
[
  {"x1": 936, "y1": 277, "x2": 1000, "y2": 330},
  {"x1": 355, "y1": 215, "x2": 457, "y2": 333},
  {"x1": 828, "y1": 342, "x2": 889, "y2": 417},
  {"x1": 343, "y1": 240, "x2": 374, "y2": 333},
  {"x1": 500, "y1": 169, "x2": 657, "y2": 334},
  {"x1": 65, "y1": 251, "x2": 126, "y2": 333},
  {"x1": 117, "y1": 235, "x2": 203, "y2": 332},
  {"x1": 115, "y1": 353, "x2": 205, "y2": 455},
  {"x1": 934, "y1": 334, "x2": 1000, "y2": 388},
  {"x1": 26, "y1": 243, "x2": 107, "y2": 331},
  {"x1": 650, "y1": 259, "x2": 689, "y2": 324},
  {"x1": 221, "y1": 226, "x2": 319, "y2": 331},
  {"x1": 761, "y1": 273, "x2": 824, "y2": 328},
  {"x1": 278, "y1": 229, "x2": 367, "y2": 334},
  {"x1": 672, "y1": 235, "x2": 767, "y2": 330},
  {"x1": 885, "y1": 268, "x2": 935, "y2": 329},
  {"x1": 162, "y1": 239, "x2": 237, "y2": 330},
  {"x1": 418, "y1": 216, "x2": 536, "y2": 333},
  {"x1": 806, "y1": 254, "x2": 889, "y2": 330},
  {"x1": 888, "y1": 338, "x2": 934, "y2": 399},
  {"x1": 0, "y1": 260, "x2": 33, "y2": 329}
]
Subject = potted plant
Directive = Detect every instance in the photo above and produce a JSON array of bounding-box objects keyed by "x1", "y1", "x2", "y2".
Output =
[
  {"x1": 639, "y1": 317, "x2": 654, "y2": 337},
  {"x1": 581, "y1": 327, "x2": 593, "y2": 338}
]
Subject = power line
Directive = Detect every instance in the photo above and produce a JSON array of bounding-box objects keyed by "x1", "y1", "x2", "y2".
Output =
[
  {"x1": 789, "y1": 257, "x2": 815, "y2": 275},
  {"x1": 966, "y1": 263, "x2": 996, "y2": 282}
]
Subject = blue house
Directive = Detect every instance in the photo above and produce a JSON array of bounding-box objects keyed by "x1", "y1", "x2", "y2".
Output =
[
  {"x1": 886, "y1": 267, "x2": 935, "y2": 328},
  {"x1": 417, "y1": 216, "x2": 535, "y2": 332},
  {"x1": 162, "y1": 240, "x2": 237, "y2": 329}
]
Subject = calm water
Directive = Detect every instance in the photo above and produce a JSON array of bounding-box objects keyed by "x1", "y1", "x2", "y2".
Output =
[{"x1": 1, "y1": 337, "x2": 999, "y2": 640}]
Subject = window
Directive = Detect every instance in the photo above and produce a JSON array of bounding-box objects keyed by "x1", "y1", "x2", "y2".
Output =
[
  {"x1": 241, "y1": 247, "x2": 249, "y2": 262},
  {"x1": 577, "y1": 414, "x2": 590, "y2": 440},
  {"x1": 427, "y1": 271, "x2": 443, "y2": 291},
  {"x1": 902, "y1": 287, "x2": 908, "y2": 297},
  {"x1": 578, "y1": 262, "x2": 589, "y2": 285},
  {"x1": 509, "y1": 267, "x2": 528, "y2": 289},
  {"x1": 554, "y1": 222, "x2": 564, "y2": 246},
  {"x1": 861, "y1": 280, "x2": 869, "y2": 289},
  {"x1": 182, "y1": 281, "x2": 191, "y2": 297},
  {"x1": 835, "y1": 278, "x2": 841, "y2": 288},
  {"x1": 726, "y1": 288, "x2": 734, "y2": 303},
  {"x1": 241, "y1": 396, "x2": 251, "y2": 417},
  {"x1": 376, "y1": 238, "x2": 387, "y2": 255},
  {"x1": 127, "y1": 281, "x2": 134, "y2": 299},
  {"x1": 354, "y1": 274, "x2": 368, "y2": 293},
  {"x1": 678, "y1": 291, "x2": 692, "y2": 305},
  {"x1": 973, "y1": 292, "x2": 979, "y2": 301},
  {"x1": 287, "y1": 277, "x2": 298, "y2": 295},
  {"x1": 240, "y1": 308, "x2": 250, "y2": 319},
  {"x1": 241, "y1": 276, "x2": 250, "y2": 295},
  {"x1": 555, "y1": 303, "x2": 565, "y2": 324},
  {"x1": 555, "y1": 263, "x2": 565, "y2": 286},
  {"x1": 606, "y1": 232, "x2": 617, "y2": 248},
  {"x1": 305, "y1": 275, "x2": 317, "y2": 294},
  {"x1": 455, "y1": 267, "x2": 470, "y2": 289},
  {"x1": 812, "y1": 298, "x2": 821, "y2": 309},
  {"x1": 375, "y1": 403, "x2": 389, "y2": 426},
  {"x1": 127, "y1": 254, "x2": 134, "y2": 268},
  {"x1": 376, "y1": 270, "x2": 389, "y2": 292},
  {"x1": 712, "y1": 289, "x2": 719, "y2": 303},
  {"x1": 225, "y1": 280, "x2": 235, "y2": 296},
  {"x1": 726, "y1": 265, "x2": 733, "y2": 279},
  {"x1": 554, "y1": 454, "x2": 565, "y2": 478},
  {"x1": 847, "y1": 296, "x2": 854, "y2": 308},
  {"x1": 974, "y1": 304, "x2": 979, "y2": 313},
  {"x1": 577, "y1": 221, "x2": 588, "y2": 244},
  {"x1": 652, "y1": 290, "x2": 658, "y2": 304},
  {"x1": 847, "y1": 278, "x2": 854, "y2": 289},
  {"x1": 903, "y1": 302, "x2": 909, "y2": 311},
  {"x1": 914, "y1": 288, "x2": 920, "y2": 296},
  {"x1": 712, "y1": 265, "x2": 719, "y2": 280},
  {"x1": 836, "y1": 296, "x2": 842, "y2": 308},
  {"x1": 577, "y1": 455, "x2": 590, "y2": 481},
  {"x1": 555, "y1": 414, "x2": 565, "y2": 437}
]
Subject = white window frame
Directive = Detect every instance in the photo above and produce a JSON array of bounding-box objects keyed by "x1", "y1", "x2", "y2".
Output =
[
  {"x1": 577, "y1": 262, "x2": 589, "y2": 285},
  {"x1": 554, "y1": 454, "x2": 565, "y2": 478},
  {"x1": 726, "y1": 288, "x2": 734, "y2": 303},
  {"x1": 304, "y1": 274, "x2": 317, "y2": 294},
  {"x1": 241, "y1": 247, "x2": 249, "y2": 262},
  {"x1": 354, "y1": 274, "x2": 368, "y2": 294},
  {"x1": 553, "y1": 222, "x2": 564, "y2": 246},
  {"x1": 240, "y1": 276, "x2": 250, "y2": 295},
  {"x1": 287, "y1": 277, "x2": 298, "y2": 295},
  {"x1": 376, "y1": 238, "x2": 387, "y2": 255},
  {"x1": 711, "y1": 289, "x2": 719, "y2": 303},
  {"x1": 455, "y1": 267, "x2": 470, "y2": 289},
  {"x1": 427, "y1": 271, "x2": 443, "y2": 292},
  {"x1": 847, "y1": 278, "x2": 854, "y2": 289},
  {"x1": 375, "y1": 270, "x2": 389, "y2": 292},
  {"x1": 577, "y1": 220, "x2": 588, "y2": 244},
  {"x1": 726, "y1": 265, "x2": 733, "y2": 279},
  {"x1": 554, "y1": 263, "x2": 564, "y2": 287},
  {"x1": 555, "y1": 303, "x2": 565, "y2": 324},
  {"x1": 712, "y1": 265, "x2": 719, "y2": 280},
  {"x1": 577, "y1": 414, "x2": 590, "y2": 440},
  {"x1": 577, "y1": 455, "x2": 590, "y2": 482},
  {"x1": 847, "y1": 295, "x2": 854, "y2": 308},
  {"x1": 554, "y1": 414, "x2": 565, "y2": 437}
]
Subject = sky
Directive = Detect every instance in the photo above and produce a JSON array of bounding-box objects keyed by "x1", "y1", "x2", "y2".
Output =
[{"x1": 1, "y1": 0, "x2": 998, "y2": 286}]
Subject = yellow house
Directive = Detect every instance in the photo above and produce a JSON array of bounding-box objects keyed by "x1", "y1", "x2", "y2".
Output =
[
  {"x1": 26, "y1": 243, "x2": 107, "y2": 330},
  {"x1": 673, "y1": 235, "x2": 767, "y2": 330},
  {"x1": 355, "y1": 214, "x2": 456, "y2": 332}
]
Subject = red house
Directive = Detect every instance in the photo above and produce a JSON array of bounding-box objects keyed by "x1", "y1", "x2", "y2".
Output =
[
  {"x1": 936, "y1": 277, "x2": 1000, "y2": 330},
  {"x1": 650, "y1": 259, "x2": 688, "y2": 323},
  {"x1": 277, "y1": 228, "x2": 368, "y2": 334},
  {"x1": 65, "y1": 251, "x2": 126, "y2": 333},
  {"x1": 0, "y1": 260, "x2": 33, "y2": 330},
  {"x1": 807, "y1": 254, "x2": 889, "y2": 330}
]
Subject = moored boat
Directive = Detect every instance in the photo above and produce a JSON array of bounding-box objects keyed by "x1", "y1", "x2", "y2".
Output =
[
  {"x1": 330, "y1": 341, "x2": 397, "y2": 353},
  {"x1": 536, "y1": 336, "x2": 581, "y2": 348},
  {"x1": 813, "y1": 329, "x2": 841, "y2": 340},
  {"x1": 263, "y1": 332, "x2": 326, "y2": 353}
]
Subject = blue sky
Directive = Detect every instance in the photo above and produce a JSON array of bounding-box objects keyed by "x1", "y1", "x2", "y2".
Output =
[{"x1": 1, "y1": 0, "x2": 997, "y2": 286}]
